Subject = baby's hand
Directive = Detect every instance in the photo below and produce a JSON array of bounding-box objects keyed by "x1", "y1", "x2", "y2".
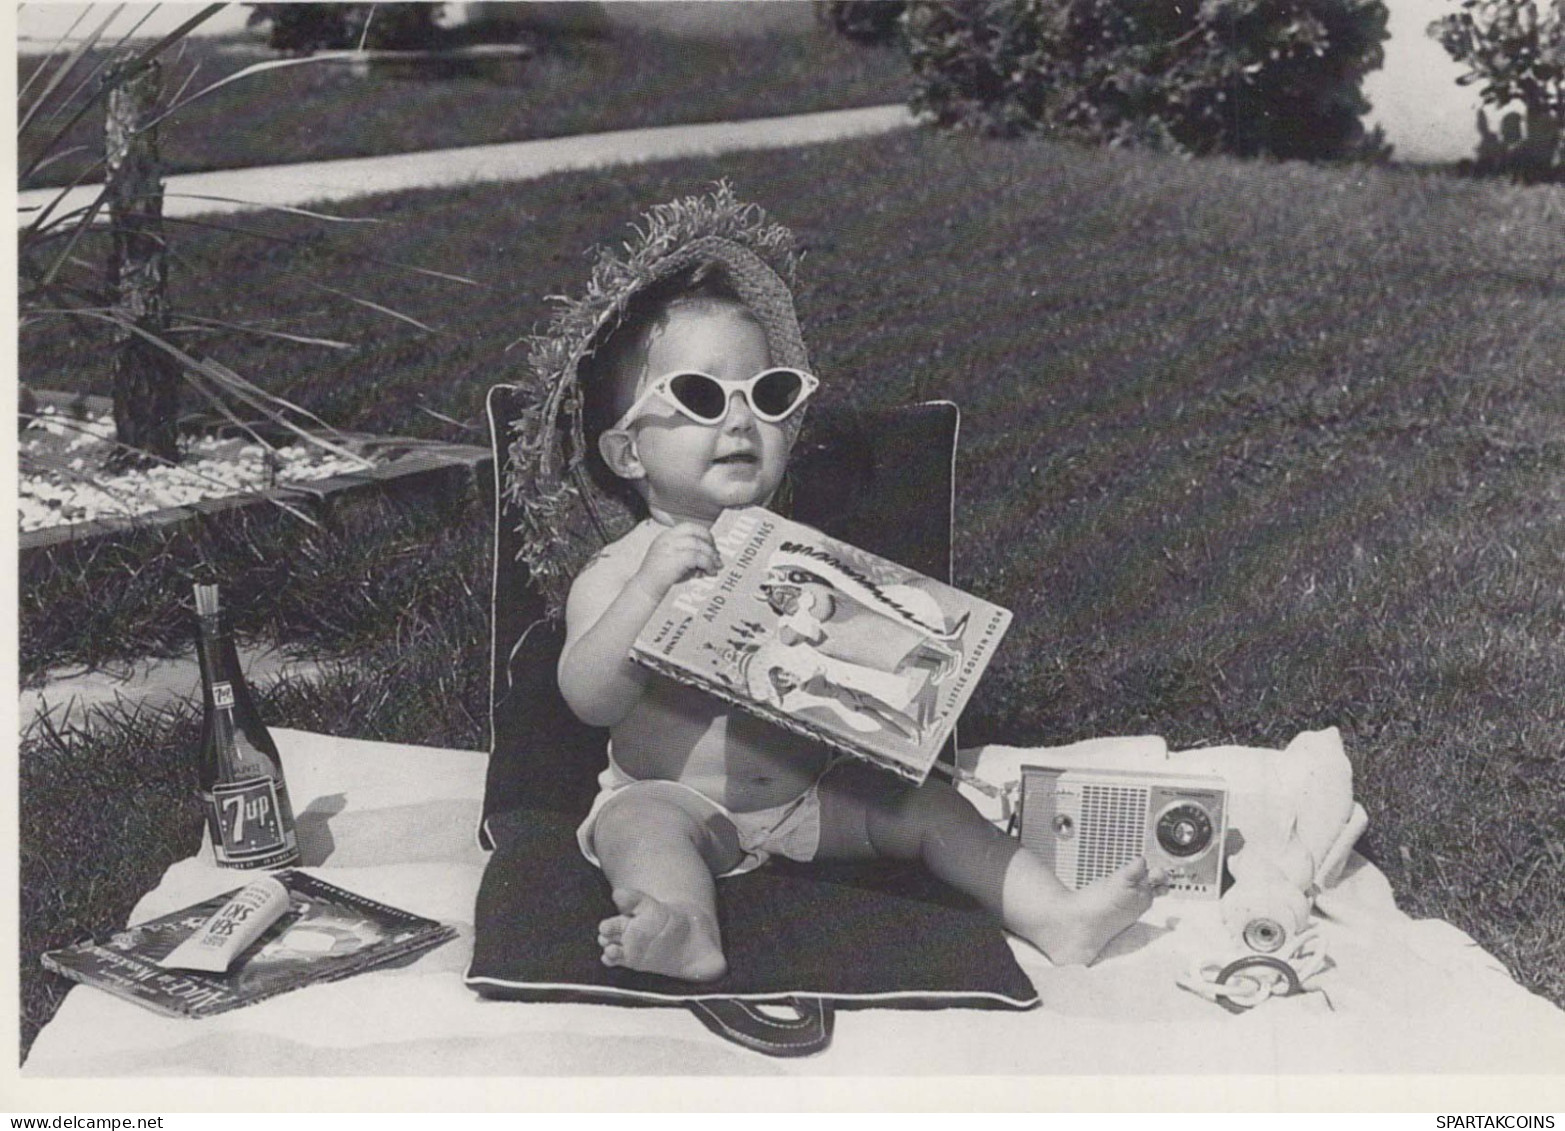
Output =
[{"x1": 632, "y1": 523, "x2": 721, "y2": 600}]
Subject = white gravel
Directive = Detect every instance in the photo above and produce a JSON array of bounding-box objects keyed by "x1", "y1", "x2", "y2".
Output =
[{"x1": 19, "y1": 406, "x2": 374, "y2": 533}]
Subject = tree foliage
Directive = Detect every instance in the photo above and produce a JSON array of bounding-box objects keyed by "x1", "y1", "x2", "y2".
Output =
[
  {"x1": 904, "y1": 0, "x2": 1390, "y2": 160},
  {"x1": 1430, "y1": 0, "x2": 1564, "y2": 181}
]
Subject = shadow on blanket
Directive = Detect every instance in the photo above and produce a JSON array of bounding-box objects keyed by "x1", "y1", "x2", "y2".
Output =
[{"x1": 469, "y1": 392, "x2": 1039, "y2": 1055}]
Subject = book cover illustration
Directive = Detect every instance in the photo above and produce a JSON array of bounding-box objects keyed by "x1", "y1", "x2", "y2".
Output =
[
  {"x1": 632, "y1": 507, "x2": 1012, "y2": 783},
  {"x1": 41, "y1": 870, "x2": 457, "y2": 1019}
]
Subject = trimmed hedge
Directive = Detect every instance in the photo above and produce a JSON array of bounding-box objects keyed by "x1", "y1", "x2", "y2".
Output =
[
  {"x1": 248, "y1": 3, "x2": 442, "y2": 53},
  {"x1": 905, "y1": 0, "x2": 1390, "y2": 159}
]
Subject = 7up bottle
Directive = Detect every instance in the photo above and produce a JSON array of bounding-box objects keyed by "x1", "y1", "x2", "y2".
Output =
[{"x1": 194, "y1": 583, "x2": 299, "y2": 869}]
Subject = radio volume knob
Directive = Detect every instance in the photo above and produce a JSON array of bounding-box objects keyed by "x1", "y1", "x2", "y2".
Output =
[{"x1": 1155, "y1": 802, "x2": 1213, "y2": 858}]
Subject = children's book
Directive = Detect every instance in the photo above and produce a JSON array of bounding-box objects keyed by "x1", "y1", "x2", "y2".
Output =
[
  {"x1": 631, "y1": 506, "x2": 1012, "y2": 784},
  {"x1": 40, "y1": 870, "x2": 456, "y2": 1019}
]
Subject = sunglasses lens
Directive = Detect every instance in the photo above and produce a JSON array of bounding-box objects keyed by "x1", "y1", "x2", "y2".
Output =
[
  {"x1": 752, "y1": 370, "x2": 805, "y2": 418},
  {"x1": 667, "y1": 372, "x2": 726, "y2": 421}
]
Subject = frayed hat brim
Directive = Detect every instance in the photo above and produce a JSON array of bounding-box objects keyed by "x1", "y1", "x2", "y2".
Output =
[{"x1": 504, "y1": 183, "x2": 811, "y2": 620}]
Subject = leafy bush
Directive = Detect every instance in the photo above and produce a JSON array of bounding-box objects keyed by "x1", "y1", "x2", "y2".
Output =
[
  {"x1": 904, "y1": 0, "x2": 1390, "y2": 159},
  {"x1": 1430, "y1": 0, "x2": 1564, "y2": 182},
  {"x1": 248, "y1": 3, "x2": 351, "y2": 52},
  {"x1": 816, "y1": 0, "x2": 909, "y2": 44},
  {"x1": 248, "y1": 3, "x2": 443, "y2": 53}
]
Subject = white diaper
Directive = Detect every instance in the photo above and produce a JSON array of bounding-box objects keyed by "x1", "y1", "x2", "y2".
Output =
[{"x1": 576, "y1": 755, "x2": 823, "y2": 877}]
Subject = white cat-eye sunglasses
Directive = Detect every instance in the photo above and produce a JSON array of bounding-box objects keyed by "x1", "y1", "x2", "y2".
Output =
[{"x1": 610, "y1": 368, "x2": 819, "y2": 432}]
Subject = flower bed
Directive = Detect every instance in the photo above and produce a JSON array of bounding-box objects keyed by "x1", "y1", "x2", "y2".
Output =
[
  {"x1": 18, "y1": 391, "x2": 493, "y2": 561},
  {"x1": 20, "y1": 400, "x2": 375, "y2": 534}
]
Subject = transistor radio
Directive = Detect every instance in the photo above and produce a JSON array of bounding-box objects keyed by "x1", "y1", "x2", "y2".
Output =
[{"x1": 1017, "y1": 765, "x2": 1229, "y2": 900}]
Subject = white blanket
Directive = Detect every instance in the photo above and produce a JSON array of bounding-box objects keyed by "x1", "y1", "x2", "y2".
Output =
[{"x1": 24, "y1": 728, "x2": 1565, "y2": 1083}]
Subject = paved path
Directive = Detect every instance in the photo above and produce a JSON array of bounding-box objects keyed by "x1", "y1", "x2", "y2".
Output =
[
  {"x1": 20, "y1": 647, "x2": 341, "y2": 733},
  {"x1": 19, "y1": 104, "x2": 917, "y2": 224}
]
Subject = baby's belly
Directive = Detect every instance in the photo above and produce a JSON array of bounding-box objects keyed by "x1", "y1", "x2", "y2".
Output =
[{"x1": 610, "y1": 677, "x2": 832, "y2": 812}]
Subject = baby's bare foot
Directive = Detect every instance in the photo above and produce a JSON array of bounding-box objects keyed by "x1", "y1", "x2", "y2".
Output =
[
  {"x1": 1022, "y1": 857, "x2": 1165, "y2": 967},
  {"x1": 597, "y1": 888, "x2": 728, "y2": 982}
]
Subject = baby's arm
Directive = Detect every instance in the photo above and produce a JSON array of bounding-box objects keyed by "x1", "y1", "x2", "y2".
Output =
[{"x1": 558, "y1": 523, "x2": 721, "y2": 727}]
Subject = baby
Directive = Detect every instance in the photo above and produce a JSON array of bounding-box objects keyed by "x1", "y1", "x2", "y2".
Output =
[{"x1": 555, "y1": 222, "x2": 1163, "y2": 984}]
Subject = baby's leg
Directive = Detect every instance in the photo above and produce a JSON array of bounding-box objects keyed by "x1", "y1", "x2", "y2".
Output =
[
  {"x1": 589, "y1": 785, "x2": 743, "y2": 982},
  {"x1": 996, "y1": 841, "x2": 1163, "y2": 967},
  {"x1": 816, "y1": 766, "x2": 1163, "y2": 966}
]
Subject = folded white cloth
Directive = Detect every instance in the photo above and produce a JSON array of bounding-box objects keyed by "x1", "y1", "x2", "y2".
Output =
[{"x1": 24, "y1": 728, "x2": 1565, "y2": 1079}]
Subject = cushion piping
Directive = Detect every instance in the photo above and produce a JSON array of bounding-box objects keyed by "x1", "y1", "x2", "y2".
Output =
[{"x1": 461, "y1": 972, "x2": 1038, "y2": 1010}]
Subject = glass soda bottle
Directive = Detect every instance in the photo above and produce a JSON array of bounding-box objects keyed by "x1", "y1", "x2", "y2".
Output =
[{"x1": 194, "y1": 582, "x2": 299, "y2": 869}]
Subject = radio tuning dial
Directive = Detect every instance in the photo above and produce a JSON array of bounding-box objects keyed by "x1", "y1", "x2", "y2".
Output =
[{"x1": 1155, "y1": 802, "x2": 1214, "y2": 858}]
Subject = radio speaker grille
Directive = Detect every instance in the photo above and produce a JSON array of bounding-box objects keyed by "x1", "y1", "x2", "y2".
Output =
[{"x1": 1074, "y1": 784, "x2": 1148, "y2": 887}]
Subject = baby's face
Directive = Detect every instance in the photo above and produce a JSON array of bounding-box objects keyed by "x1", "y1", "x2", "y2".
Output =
[{"x1": 624, "y1": 304, "x2": 791, "y2": 524}]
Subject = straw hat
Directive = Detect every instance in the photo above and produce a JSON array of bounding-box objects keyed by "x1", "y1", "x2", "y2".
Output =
[{"x1": 503, "y1": 183, "x2": 812, "y2": 620}]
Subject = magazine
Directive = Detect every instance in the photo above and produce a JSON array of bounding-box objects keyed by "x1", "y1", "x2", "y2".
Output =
[
  {"x1": 41, "y1": 870, "x2": 456, "y2": 1019},
  {"x1": 631, "y1": 507, "x2": 1012, "y2": 784}
]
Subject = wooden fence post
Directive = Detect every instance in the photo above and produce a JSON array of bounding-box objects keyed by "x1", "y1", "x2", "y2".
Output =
[{"x1": 105, "y1": 59, "x2": 180, "y2": 467}]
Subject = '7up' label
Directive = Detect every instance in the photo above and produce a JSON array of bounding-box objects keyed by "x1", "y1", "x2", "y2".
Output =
[{"x1": 207, "y1": 777, "x2": 295, "y2": 868}]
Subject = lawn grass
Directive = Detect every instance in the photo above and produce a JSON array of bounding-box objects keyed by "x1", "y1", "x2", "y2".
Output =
[
  {"x1": 19, "y1": 22, "x2": 910, "y2": 188},
  {"x1": 18, "y1": 495, "x2": 492, "y2": 1055},
  {"x1": 19, "y1": 474, "x2": 487, "y2": 683},
  {"x1": 18, "y1": 129, "x2": 1564, "y2": 1059}
]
